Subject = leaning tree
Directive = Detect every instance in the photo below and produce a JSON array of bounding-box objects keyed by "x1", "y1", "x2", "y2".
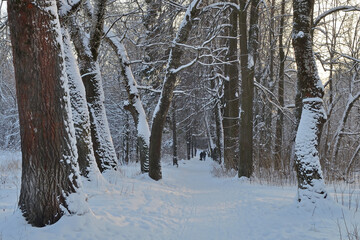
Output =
[{"x1": 292, "y1": 0, "x2": 327, "y2": 204}]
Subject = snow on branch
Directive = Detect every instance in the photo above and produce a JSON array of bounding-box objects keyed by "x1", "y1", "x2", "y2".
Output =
[
  {"x1": 169, "y1": 56, "x2": 198, "y2": 74},
  {"x1": 0, "y1": 19, "x2": 7, "y2": 32},
  {"x1": 202, "y1": 2, "x2": 240, "y2": 12},
  {"x1": 58, "y1": 0, "x2": 84, "y2": 18},
  {"x1": 254, "y1": 81, "x2": 295, "y2": 124},
  {"x1": 313, "y1": 6, "x2": 360, "y2": 28},
  {"x1": 337, "y1": 52, "x2": 360, "y2": 63}
]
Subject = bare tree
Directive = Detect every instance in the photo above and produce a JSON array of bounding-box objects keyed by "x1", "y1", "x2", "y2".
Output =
[
  {"x1": 149, "y1": 0, "x2": 202, "y2": 180},
  {"x1": 292, "y1": 0, "x2": 327, "y2": 203}
]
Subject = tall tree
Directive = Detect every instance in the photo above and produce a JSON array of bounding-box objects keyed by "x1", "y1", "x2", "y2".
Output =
[
  {"x1": 239, "y1": 0, "x2": 260, "y2": 177},
  {"x1": 223, "y1": 0, "x2": 240, "y2": 170},
  {"x1": 105, "y1": 32, "x2": 150, "y2": 173},
  {"x1": 8, "y1": 0, "x2": 86, "y2": 226},
  {"x1": 67, "y1": 0, "x2": 118, "y2": 172},
  {"x1": 149, "y1": 0, "x2": 202, "y2": 180},
  {"x1": 62, "y1": 26, "x2": 101, "y2": 179},
  {"x1": 292, "y1": 0, "x2": 327, "y2": 203},
  {"x1": 274, "y1": 0, "x2": 286, "y2": 170},
  {"x1": 57, "y1": 0, "x2": 101, "y2": 180}
]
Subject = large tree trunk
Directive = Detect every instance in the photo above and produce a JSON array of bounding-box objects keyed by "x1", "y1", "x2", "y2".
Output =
[
  {"x1": 239, "y1": 0, "x2": 259, "y2": 178},
  {"x1": 61, "y1": 26, "x2": 101, "y2": 180},
  {"x1": 223, "y1": 0, "x2": 240, "y2": 170},
  {"x1": 149, "y1": 0, "x2": 201, "y2": 180},
  {"x1": 105, "y1": 34, "x2": 150, "y2": 173},
  {"x1": 292, "y1": 0, "x2": 327, "y2": 204},
  {"x1": 8, "y1": 0, "x2": 86, "y2": 227},
  {"x1": 67, "y1": 15, "x2": 118, "y2": 173}
]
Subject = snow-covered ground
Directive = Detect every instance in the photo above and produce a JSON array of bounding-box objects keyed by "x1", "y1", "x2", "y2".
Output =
[{"x1": 1, "y1": 151, "x2": 360, "y2": 239}]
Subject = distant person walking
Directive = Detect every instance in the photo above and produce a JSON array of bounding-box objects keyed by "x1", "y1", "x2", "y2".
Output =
[{"x1": 200, "y1": 151, "x2": 206, "y2": 161}]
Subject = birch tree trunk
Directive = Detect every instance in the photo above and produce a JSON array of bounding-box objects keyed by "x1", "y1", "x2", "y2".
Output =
[
  {"x1": 292, "y1": 0, "x2": 327, "y2": 204},
  {"x1": 8, "y1": 0, "x2": 86, "y2": 226}
]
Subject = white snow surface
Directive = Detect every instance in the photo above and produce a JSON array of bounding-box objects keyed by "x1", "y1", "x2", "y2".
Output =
[{"x1": 1, "y1": 152, "x2": 359, "y2": 239}]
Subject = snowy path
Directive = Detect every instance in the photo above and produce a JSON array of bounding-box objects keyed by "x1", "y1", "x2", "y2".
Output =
[{"x1": 0, "y1": 156, "x2": 357, "y2": 239}]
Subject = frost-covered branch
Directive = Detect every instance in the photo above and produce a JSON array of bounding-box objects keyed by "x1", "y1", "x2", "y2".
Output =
[
  {"x1": 202, "y1": 2, "x2": 240, "y2": 12},
  {"x1": 58, "y1": 0, "x2": 84, "y2": 18},
  {"x1": 331, "y1": 90, "x2": 360, "y2": 166},
  {"x1": 89, "y1": 0, "x2": 107, "y2": 61},
  {"x1": 254, "y1": 81, "x2": 295, "y2": 124},
  {"x1": 169, "y1": 56, "x2": 198, "y2": 74},
  {"x1": 313, "y1": 6, "x2": 360, "y2": 28}
]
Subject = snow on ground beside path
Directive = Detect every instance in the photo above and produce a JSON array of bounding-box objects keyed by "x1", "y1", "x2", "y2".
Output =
[{"x1": 0, "y1": 151, "x2": 359, "y2": 239}]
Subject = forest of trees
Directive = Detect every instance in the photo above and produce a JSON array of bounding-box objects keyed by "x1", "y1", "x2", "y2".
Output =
[{"x1": 0, "y1": 0, "x2": 360, "y2": 227}]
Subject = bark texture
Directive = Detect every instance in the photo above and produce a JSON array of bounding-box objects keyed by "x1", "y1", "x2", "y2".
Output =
[
  {"x1": 223, "y1": 0, "x2": 240, "y2": 170},
  {"x1": 62, "y1": 26, "x2": 100, "y2": 179},
  {"x1": 8, "y1": 0, "x2": 83, "y2": 226},
  {"x1": 238, "y1": 0, "x2": 259, "y2": 178},
  {"x1": 68, "y1": 16, "x2": 118, "y2": 173},
  {"x1": 292, "y1": 0, "x2": 327, "y2": 203}
]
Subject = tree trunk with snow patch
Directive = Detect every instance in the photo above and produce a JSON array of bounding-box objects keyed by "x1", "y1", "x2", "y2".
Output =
[
  {"x1": 67, "y1": 14, "x2": 118, "y2": 173},
  {"x1": 8, "y1": 0, "x2": 87, "y2": 226},
  {"x1": 292, "y1": 0, "x2": 327, "y2": 203},
  {"x1": 61, "y1": 25, "x2": 101, "y2": 179},
  {"x1": 105, "y1": 34, "x2": 150, "y2": 173}
]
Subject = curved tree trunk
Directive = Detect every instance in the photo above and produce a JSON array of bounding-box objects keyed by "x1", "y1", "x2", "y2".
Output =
[
  {"x1": 149, "y1": 0, "x2": 202, "y2": 180},
  {"x1": 105, "y1": 34, "x2": 150, "y2": 173},
  {"x1": 292, "y1": 0, "x2": 327, "y2": 204},
  {"x1": 8, "y1": 0, "x2": 86, "y2": 226}
]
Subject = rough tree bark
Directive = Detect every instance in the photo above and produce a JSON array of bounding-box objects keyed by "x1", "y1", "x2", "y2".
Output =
[
  {"x1": 149, "y1": 0, "x2": 202, "y2": 180},
  {"x1": 8, "y1": 0, "x2": 86, "y2": 226},
  {"x1": 61, "y1": 25, "x2": 101, "y2": 180},
  {"x1": 292, "y1": 0, "x2": 327, "y2": 204},
  {"x1": 223, "y1": 0, "x2": 240, "y2": 170},
  {"x1": 67, "y1": 1, "x2": 118, "y2": 172},
  {"x1": 239, "y1": 0, "x2": 259, "y2": 178}
]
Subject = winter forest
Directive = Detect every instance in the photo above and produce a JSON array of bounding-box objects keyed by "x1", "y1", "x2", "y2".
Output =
[{"x1": 1, "y1": 0, "x2": 360, "y2": 239}]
